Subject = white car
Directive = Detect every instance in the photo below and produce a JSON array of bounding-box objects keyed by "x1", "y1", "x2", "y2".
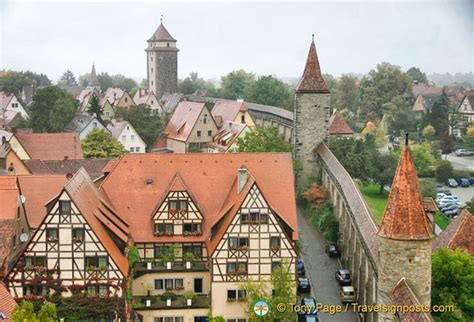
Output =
[
  {"x1": 436, "y1": 195, "x2": 458, "y2": 203},
  {"x1": 438, "y1": 200, "x2": 461, "y2": 208}
]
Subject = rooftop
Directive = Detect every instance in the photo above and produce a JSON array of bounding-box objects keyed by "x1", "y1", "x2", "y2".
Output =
[
  {"x1": 15, "y1": 132, "x2": 84, "y2": 160},
  {"x1": 433, "y1": 210, "x2": 473, "y2": 256},
  {"x1": 295, "y1": 38, "x2": 329, "y2": 94}
]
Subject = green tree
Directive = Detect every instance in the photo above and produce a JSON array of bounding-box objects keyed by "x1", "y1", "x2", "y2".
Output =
[
  {"x1": 335, "y1": 74, "x2": 359, "y2": 113},
  {"x1": 97, "y1": 73, "x2": 114, "y2": 91},
  {"x1": 465, "y1": 125, "x2": 474, "y2": 150},
  {"x1": 385, "y1": 95, "x2": 416, "y2": 135},
  {"x1": 59, "y1": 69, "x2": 78, "y2": 86},
  {"x1": 115, "y1": 104, "x2": 168, "y2": 148},
  {"x1": 0, "y1": 70, "x2": 51, "y2": 94},
  {"x1": 178, "y1": 72, "x2": 216, "y2": 95},
  {"x1": 435, "y1": 160, "x2": 454, "y2": 183},
  {"x1": 372, "y1": 153, "x2": 398, "y2": 194},
  {"x1": 28, "y1": 86, "x2": 78, "y2": 132},
  {"x1": 12, "y1": 301, "x2": 57, "y2": 322},
  {"x1": 432, "y1": 247, "x2": 474, "y2": 321},
  {"x1": 220, "y1": 70, "x2": 255, "y2": 100},
  {"x1": 439, "y1": 131, "x2": 455, "y2": 155},
  {"x1": 236, "y1": 127, "x2": 291, "y2": 152},
  {"x1": 86, "y1": 93, "x2": 103, "y2": 123},
  {"x1": 422, "y1": 124, "x2": 436, "y2": 142},
  {"x1": 78, "y1": 73, "x2": 91, "y2": 87},
  {"x1": 323, "y1": 73, "x2": 337, "y2": 109},
  {"x1": 422, "y1": 92, "x2": 450, "y2": 138},
  {"x1": 81, "y1": 128, "x2": 127, "y2": 158},
  {"x1": 406, "y1": 67, "x2": 427, "y2": 83},
  {"x1": 245, "y1": 75, "x2": 293, "y2": 110},
  {"x1": 111, "y1": 74, "x2": 137, "y2": 93},
  {"x1": 358, "y1": 63, "x2": 412, "y2": 121},
  {"x1": 466, "y1": 197, "x2": 474, "y2": 213}
]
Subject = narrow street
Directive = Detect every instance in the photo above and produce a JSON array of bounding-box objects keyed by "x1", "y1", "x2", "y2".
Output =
[{"x1": 297, "y1": 207, "x2": 358, "y2": 322}]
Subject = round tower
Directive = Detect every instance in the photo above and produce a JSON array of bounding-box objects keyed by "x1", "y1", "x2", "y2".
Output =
[
  {"x1": 377, "y1": 135, "x2": 432, "y2": 321},
  {"x1": 145, "y1": 18, "x2": 179, "y2": 99}
]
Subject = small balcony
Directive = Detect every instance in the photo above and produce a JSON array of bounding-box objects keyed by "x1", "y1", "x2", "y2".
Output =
[
  {"x1": 133, "y1": 261, "x2": 209, "y2": 277},
  {"x1": 133, "y1": 294, "x2": 210, "y2": 310}
]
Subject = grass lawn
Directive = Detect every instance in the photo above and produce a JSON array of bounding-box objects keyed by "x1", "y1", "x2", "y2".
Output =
[
  {"x1": 435, "y1": 212, "x2": 451, "y2": 230},
  {"x1": 357, "y1": 182, "x2": 388, "y2": 224}
]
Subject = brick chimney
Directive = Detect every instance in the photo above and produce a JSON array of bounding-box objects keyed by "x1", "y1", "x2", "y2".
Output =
[{"x1": 237, "y1": 167, "x2": 248, "y2": 194}]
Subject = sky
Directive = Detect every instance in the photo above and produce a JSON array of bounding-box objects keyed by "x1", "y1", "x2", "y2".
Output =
[{"x1": 0, "y1": 0, "x2": 473, "y2": 83}]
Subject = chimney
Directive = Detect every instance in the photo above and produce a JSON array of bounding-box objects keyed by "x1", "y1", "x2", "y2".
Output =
[
  {"x1": 64, "y1": 155, "x2": 69, "y2": 161},
  {"x1": 237, "y1": 167, "x2": 248, "y2": 194},
  {"x1": 11, "y1": 127, "x2": 17, "y2": 134}
]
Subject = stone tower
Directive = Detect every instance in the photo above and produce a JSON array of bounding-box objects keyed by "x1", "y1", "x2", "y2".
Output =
[
  {"x1": 377, "y1": 136, "x2": 432, "y2": 321},
  {"x1": 146, "y1": 19, "x2": 179, "y2": 99},
  {"x1": 294, "y1": 36, "x2": 330, "y2": 182}
]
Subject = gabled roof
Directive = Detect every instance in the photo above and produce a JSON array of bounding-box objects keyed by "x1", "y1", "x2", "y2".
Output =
[
  {"x1": 391, "y1": 278, "x2": 433, "y2": 321},
  {"x1": 460, "y1": 90, "x2": 474, "y2": 110},
  {"x1": 0, "y1": 177, "x2": 18, "y2": 220},
  {"x1": 15, "y1": 132, "x2": 84, "y2": 160},
  {"x1": 0, "y1": 91, "x2": 14, "y2": 111},
  {"x1": 211, "y1": 101, "x2": 247, "y2": 125},
  {"x1": 163, "y1": 101, "x2": 208, "y2": 142},
  {"x1": 329, "y1": 111, "x2": 353, "y2": 135},
  {"x1": 63, "y1": 168, "x2": 129, "y2": 275},
  {"x1": 64, "y1": 114, "x2": 100, "y2": 133},
  {"x1": 295, "y1": 38, "x2": 329, "y2": 93},
  {"x1": 433, "y1": 210, "x2": 473, "y2": 256},
  {"x1": 103, "y1": 87, "x2": 125, "y2": 107},
  {"x1": 106, "y1": 119, "x2": 136, "y2": 140},
  {"x1": 0, "y1": 282, "x2": 16, "y2": 319},
  {"x1": 23, "y1": 158, "x2": 113, "y2": 181},
  {"x1": 148, "y1": 23, "x2": 176, "y2": 42},
  {"x1": 17, "y1": 175, "x2": 68, "y2": 229},
  {"x1": 133, "y1": 89, "x2": 159, "y2": 106},
  {"x1": 378, "y1": 143, "x2": 431, "y2": 240},
  {"x1": 100, "y1": 153, "x2": 298, "y2": 245}
]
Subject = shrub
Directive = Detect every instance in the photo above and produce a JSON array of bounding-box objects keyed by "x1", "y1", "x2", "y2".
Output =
[
  {"x1": 184, "y1": 290, "x2": 196, "y2": 300},
  {"x1": 184, "y1": 252, "x2": 195, "y2": 263},
  {"x1": 160, "y1": 292, "x2": 177, "y2": 301},
  {"x1": 435, "y1": 161, "x2": 454, "y2": 183},
  {"x1": 302, "y1": 182, "x2": 327, "y2": 208},
  {"x1": 420, "y1": 180, "x2": 437, "y2": 199},
  {"x1": 305, "y1": 203, "x2": 339, "y2": 244}
]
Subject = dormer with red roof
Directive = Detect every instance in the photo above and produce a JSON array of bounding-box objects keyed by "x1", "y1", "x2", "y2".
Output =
[{"x1": 377, "y1": 135, "x2": 432, "y2": 320}]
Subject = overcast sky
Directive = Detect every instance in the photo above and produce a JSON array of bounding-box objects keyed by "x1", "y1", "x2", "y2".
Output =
[{"x1": 0, "y1": 0, "x2": 472, "y2": 82}]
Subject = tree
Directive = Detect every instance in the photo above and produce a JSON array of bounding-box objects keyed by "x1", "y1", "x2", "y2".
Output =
[
  {"x1": 435, "y1": 160, "x2": 454, "y2": 183},
  {"x1": 466, "y1": 197, "x2": 474, "y2": 213},
  {"x1": 115, "y1": 104, "x2": 168, "y2": 148},
  {"x1": 81, "y1": 129, "x2": 127, "y2": 158},
  {"x1": 220, "y1": 70, "x2": 255, "y2": 100},
  {"x1": 385, "y1": 95, "x2": 416, "y2": 135},
  {"x1": 178, "y1": 72, "x2": 216, "y2": 95},
  {"x1": 245, "y1": 75, "x2": 293, "y2": 110},
  {"x1": 28, "y1": 86, "x2": 78, "y2": 132},
  {"x1": 78, "y1": 73, "x2": 91, "y2": 87},
  {"x1": 97, "y1": 73, "x2": 114, "y2": 91},
  {"x1": 406, "y1": 67, "x2": 427, "y2": 83},
  {"x1": 59, "y1": 69, "x2": 78, "y2": 86},
  {"x1": 465, "y1": 125, "x2": 474, "y2": 150},
  {"x1": 335, "y1": 74, "x2": 359, "y2": 113},
  {"x1": 0, "y1": 70, "x2": 51, "y2": 94},
  {"x1": 422, "y1": 92, "x2": 449, "y2": 138},
  {"x1": 323, "y1": 73, "x2": 337, "y2": 109},
  {"x1": 111, "y1": 74, "x2": 137, "y2": 93},
  {"x1": 439, "y1": 131, "x2": 455, "y2": 155},
  {"x1": 432, "y1": 247, "x2": 474, "y2": 321},
  {"x1": 86, "y1": 93, "x2": 103, "y2": 123},
  {"x1": 372, "y1": 153, "x2": 398, "y2": 194},
  {"x1": 12, "y1": 301, "x2": 57, "y2": 322},
  {"x1": 236, "y1": 127, "x2": 291, "y2": 152},
  {"x1": 422, "y1": 124, "x2": 436, "y2": 141},
  {"x1": 358, "y1": 63, "x2": 412, "y2": 120}
]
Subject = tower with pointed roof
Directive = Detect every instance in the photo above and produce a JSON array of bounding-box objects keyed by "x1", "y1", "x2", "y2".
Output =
[
  {"x1": 146, "y1": 18, "x2": 179, "y2": 99},
  {"x1": 88, "y1": 63, "x2": 100, "y2": 90},
  {"x1": 294, "y1": 36, "x2": 330, "y2": 181},
  {"x1": 377, "y1": 135, "x2": 432, "y2": 320}
]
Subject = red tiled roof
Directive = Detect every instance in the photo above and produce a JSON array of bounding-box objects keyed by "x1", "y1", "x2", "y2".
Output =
[
  {"x1": 433, "y1": 210, "x2": 474, "y2": 256},
  {"x1": 15, "y1": 132, "x2": 84, "y2": 160},
  {"x1": 0, "y1": 177, "x2": 18, "y2": 220},
  {"x1": 148, "y1": 23, "x2": 176, "y2": 42},
  {"x1": 17, "y1": 175, "x2": 68, "y2": 229},
  {"x1": 24, "y1": 158, "x2": 112, "y2": 180},
  {"x1": 329, "y1": 111, "x2": 353, "y2": 135},
  {"x1": 295, "y1": 39, "x2": 329, "y2": 93},
  {"x1": 100, "y1": 153, "x2": 298, "y2": 246},
  {"x1": 391, "y1": 278, "x2": 432, "y2": 322},
  {"x1": 164, "y1": 101, "x2": 208, "y2": 142},
  {"x1": 378, "y1": 146, "x2": 431, "y2": 240},
  {"x1": 412, "y1": 83, "x2": 443, "y2": 97},
  {"x1": 211, "y1": 101, "x2": 247, "y2": 124},
  {"x1": 0, "y1": 282, "x2": 16, "y2": 319},
  {"x1": 63, "y1": 168, "x2": 129, "y2": 275}
]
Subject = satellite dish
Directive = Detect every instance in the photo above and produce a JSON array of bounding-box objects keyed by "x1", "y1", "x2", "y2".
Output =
[
  {"x1": 20, "y1": 195, "x2": 26, "y2": 204},
  {"x1": 19, "y1": 233, "x2": 29, "y2": 243}
]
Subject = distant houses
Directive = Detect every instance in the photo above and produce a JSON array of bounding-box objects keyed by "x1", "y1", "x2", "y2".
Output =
[
  {"x1": 450, "y1": 90, "x2": 474, "y2": 137},
  {"x1": 107, "y1": 119, "x2": 146, "y2": 153},
  {"x1": 64, "y1": 114, "x2": 108, "y2": 139},
  {"x1": 0, "y1": 91, "x2": 29, "y2": 127},
  {"x1": 329, "y1": 110, "x2": 353, "y2": 138}
]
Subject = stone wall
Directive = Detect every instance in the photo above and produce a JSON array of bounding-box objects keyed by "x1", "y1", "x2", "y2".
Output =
[{"x1": 153, "y1": 50, "x2": 178, "y2": 99}]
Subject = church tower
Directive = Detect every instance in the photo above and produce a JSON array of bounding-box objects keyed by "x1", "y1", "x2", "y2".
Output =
[
  {"x1": 87, "y1": 63, "x2": 100, "y2": 90},
  {"x1": 146, "y1": 18, "x2": 179, "y2": 99},
  {"x1": 294, "y1": 36, "x2": 330, "y2": 182},
  {"x1": 377, "y1": 135, "x2": 432, "y2": 321}
]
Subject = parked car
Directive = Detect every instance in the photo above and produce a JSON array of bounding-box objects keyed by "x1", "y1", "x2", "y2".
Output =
[
  {"x1": 326, "y1": 245, "x2": 341, "y2": 258},
  {"x1": 446, "y1": 179, "x2": 459, "y2": 188},
  {"x1": 436, "y1": 195, "x2": 459, "y2": 204},
  {"x1": 297, "y1": 277, "x2": 311, "y2": 294},
  {"x1": 298, "y1": 259, "x2": 306, "y2": 276},
  {"x1": 300, "y1": 297, "x2": 318, "y2": 315},
  {"x1": 436, "y1": 188, "x2": 451, "y2": 195},
  {"x1": 459, "y1": 178, "x2": 470, "y2": 187},
  {"x1": 441, "y1": 203, "x2": 459, "y2": 213},
  {"x1": 455, "y1": 149, "x2": 474, "y2": 157},
  {"x1": 469, "y1": 178, "x2": 474, "y2": 185},
  {"x1": 445, "y1": 208, "x2": 460, "y2": 218},
  {"x1": 340, "y1": 286, "x2": 357, "y2": 303},
  {"x1": 335, "y1": 269, "x2": 352, "y2": 286},
  {"x1": 438, "y1": 200, "x2": 461, "y2": 208}
]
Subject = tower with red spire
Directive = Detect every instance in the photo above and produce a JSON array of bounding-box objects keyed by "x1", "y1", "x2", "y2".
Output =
[
  {"x1": 145, "y1": 17, "x2": 179, "y2": 99},
  {"x1": 377, "y1": 135, "x2": 432, "y2": 320},
  {"x1": 294, "y1": 35, "x2": 330, "y2": 181}
]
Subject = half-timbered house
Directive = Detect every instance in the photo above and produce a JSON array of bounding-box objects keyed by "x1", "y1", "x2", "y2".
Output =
[{"x1": 6, "y1": 168, "x2": 129, "y2": 299}]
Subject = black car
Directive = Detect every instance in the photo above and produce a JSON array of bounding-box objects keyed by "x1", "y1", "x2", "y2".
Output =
[
  {"x1": 326, "y1": 245, "x2": 341, "y2": 258},
  {"x1": 297, "y1": 277, "x2": 311, "y2": 294},
  {"x1": 297, "y1": 259, "x2": 306, "y2": 276},
  {"x1": 335, "y1": 269, "x2": 352, "y2": 286},
  {"x1": 298, "y1": 297, "x2": 318, "y2": 316}
]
